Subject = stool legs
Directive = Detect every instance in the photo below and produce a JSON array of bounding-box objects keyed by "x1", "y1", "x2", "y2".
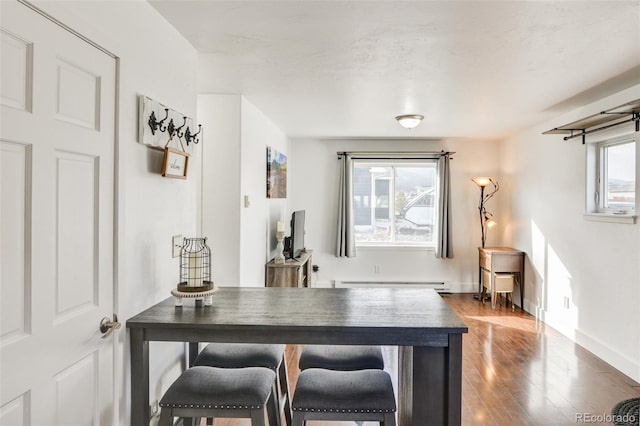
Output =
[
  {"x1": 277, "y1": 355, "x2": 292, "y2": 426},
  {"x1": 250, "y1": 410, "x2": 266, "y2": 426},
  {"x1": 267, "y1": 382, "x2": 281, "y2": 426},
  {"x1": 292, "y1": 412, "x2": 395, "y2": 426},
  {"x1": 161, "y1": 406, "x2": 273, "y2": 426},
  {"x1": 383, "y1": 412, "x2": 397, "y2": 426},
  {"x1": 158, "y1": 411, "x2": 171, "y2": 426}
]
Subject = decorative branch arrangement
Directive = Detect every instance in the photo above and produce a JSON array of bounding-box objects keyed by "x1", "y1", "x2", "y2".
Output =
[{"x1": 138, "y1": 95, "x2": 202, "y2": 153}]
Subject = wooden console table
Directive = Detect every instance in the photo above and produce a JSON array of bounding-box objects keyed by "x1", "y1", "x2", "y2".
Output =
[
  {"x1": 478, "y1": 247, "x2": 525, "y2": 308},
  {"x1": 127, "y1": 287, "x2": 468, "y2": 426},
  {"x1": 265, "y1": 250, "x2": 312, "y2": 287}
]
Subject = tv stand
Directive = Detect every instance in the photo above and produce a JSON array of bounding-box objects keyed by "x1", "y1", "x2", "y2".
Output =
[{"x1": 265, "y1": 250, "x2": 313, "y2": 288}]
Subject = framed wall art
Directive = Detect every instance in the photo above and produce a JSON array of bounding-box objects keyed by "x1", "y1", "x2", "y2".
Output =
[
  {"x1": 266, "y1": 147, "x2": 287, "y2": 198},
  {"x1": 162, "y1": 147, "x2": 189, "y2": 179}
]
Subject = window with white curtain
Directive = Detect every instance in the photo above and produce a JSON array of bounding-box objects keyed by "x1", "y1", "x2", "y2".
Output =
[{"x1": 352, "y1": 159, "x2": 438, "y2": 247}]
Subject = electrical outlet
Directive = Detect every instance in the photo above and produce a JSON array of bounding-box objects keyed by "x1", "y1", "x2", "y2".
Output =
[
  {"x1": 563, "y1": 296, "x2": 570, "y2": 309},
  {"x1": 172, "y1": 235, "x2": 183, "y2": 258},
  {"x1": 374, "y1": 265, "x2": 381, "y2": 274}
]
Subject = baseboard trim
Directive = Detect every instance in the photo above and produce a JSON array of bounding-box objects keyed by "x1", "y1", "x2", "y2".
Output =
[
  {"x1": 574, "y1": 329, "x2": 640, "y2": 383},
  {"x1": 533, "y1": 305, "x2": 640, "y2": 383},
  {"x1": 327, "y1": 280, "x2": 477, "y2": 293},
  {"x1": 449, "y1": 282, "x2": 477, "y2": 293}
]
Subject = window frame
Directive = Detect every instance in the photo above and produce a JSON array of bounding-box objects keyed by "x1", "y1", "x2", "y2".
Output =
[
  {"x1": 585, "y1": 131, "x2": 638, "y2": 223},
  {"x1": 351, "y1": 158, "x2": 439, "y2": 248}
]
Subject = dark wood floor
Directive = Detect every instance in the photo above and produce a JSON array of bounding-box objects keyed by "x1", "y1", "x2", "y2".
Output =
[
  {"x1": 205, "y1": 293, "x2": 640, "y2": 426},
  {"x1": 445, "y1": 293, "x2": 639, "y2": 425}
]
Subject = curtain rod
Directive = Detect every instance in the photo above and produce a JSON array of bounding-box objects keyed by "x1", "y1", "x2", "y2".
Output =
[{"x1": 336, "y1": 151, "x2": 454, "y2": 159}]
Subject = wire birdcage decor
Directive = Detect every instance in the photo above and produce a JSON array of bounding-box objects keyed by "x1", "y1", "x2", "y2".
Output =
[{"x1": 178, "y1": 237, "x2": 213, "y2": 292}]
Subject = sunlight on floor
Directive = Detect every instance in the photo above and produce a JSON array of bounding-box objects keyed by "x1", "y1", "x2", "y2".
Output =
[{"x1": 467, "y1": 315, "x2": 542, "y2": 333}]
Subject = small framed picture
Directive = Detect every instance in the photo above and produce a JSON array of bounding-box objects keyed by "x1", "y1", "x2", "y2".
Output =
[
  {"x1": 162, "y1": 147, "x2": 189, "y2": 179},
  {"x1": 266, "y1": 146, "x2": 287, "y2": 198}
]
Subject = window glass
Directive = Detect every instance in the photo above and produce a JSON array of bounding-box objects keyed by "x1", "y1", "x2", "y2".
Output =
[
  {"x1": 353, "y1": 160, "x2": 437, "y2": 246},
  {"x1": 602, "y1": 141, "x2": 635, "y2": 211}
]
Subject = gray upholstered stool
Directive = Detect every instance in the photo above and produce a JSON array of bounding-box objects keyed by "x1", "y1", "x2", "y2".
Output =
[
  {"x1": 159, "y1": 366, "x2": 279, "y2": 426},
  {"x1": 291, "y1": 368, "x2": 396, "y2": 426},
  {"x1": 298, "y1": 345, "x2": 384, "y2": 371},
  {"x1": 193, "y1": 343, "x2": 291, "y2": 426}
]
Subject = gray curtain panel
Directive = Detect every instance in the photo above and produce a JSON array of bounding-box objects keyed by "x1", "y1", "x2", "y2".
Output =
[
  {"x1": 435, "y1": 154, "x2": 453, "y2": 258},
  {"x1": 336, "y1": 154, "x2": 356, "y2": 257}
]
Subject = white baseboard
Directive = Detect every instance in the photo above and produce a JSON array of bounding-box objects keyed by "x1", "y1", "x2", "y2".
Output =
[
  {"x1": 328, "y1": 280, "x2": 477, "y2": 293},
  {"x1": 533, "y1": 304, "x2": 640, "y2": 384},
  {"x1": 575, "y1": 329, "x2": 640, "y2": 383},
  {"x1": 450, "y1": 282, "x2": 477, "y2": 293}
]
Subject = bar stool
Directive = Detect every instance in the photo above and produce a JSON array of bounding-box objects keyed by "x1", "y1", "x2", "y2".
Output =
[
  {"x1": 291, "y1": 368, "x2": 396, "y2": 426},
  {"x1": 298, "y1": 345, "x2": 384, "y2": 371},
  {"x1": 193, "y1": 343, "x2": 292, "y2": 426},
  {"x1": 158, "y1": 366, "x2": 279, "y2": 426}
]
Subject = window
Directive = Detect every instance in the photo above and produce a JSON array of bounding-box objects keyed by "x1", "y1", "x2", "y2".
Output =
[
  {"x1": 352, "y1": 160, "x2": 438, "y2": 246},
  {"x1": 597, "y1": 139, "x2": 635, "y2": 212},
  {"x1": 585, "y1": 132, "x2": 638, "y2": 222}
]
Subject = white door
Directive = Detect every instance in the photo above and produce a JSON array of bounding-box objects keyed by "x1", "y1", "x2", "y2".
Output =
[{"x1": 1, "y1": 1, "x2": 117, "y2": 425}]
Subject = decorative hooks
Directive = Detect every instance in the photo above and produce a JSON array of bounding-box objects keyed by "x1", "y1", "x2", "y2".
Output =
[
  {"x1": 139, "y1": 95, "x2": 203, "y2": 153},
  {"x1": 167, "y1": 117, "x2": 188, "y2": 139},
  {"x1": 148, "y1": 108, "x2": 168, "y2": 135},
  {"x1": 175, "y1": 117, "x2": 188, "y2": 138},
  {"x1": 166, "y1": 118, "x2": 176, "y2": 137},
  {"x1": 185, "y1": 124, "x2": 202, "y2": 146}
]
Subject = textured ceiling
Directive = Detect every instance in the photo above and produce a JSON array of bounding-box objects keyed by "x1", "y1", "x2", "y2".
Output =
[{"x1": 149, "y1": 1, "x2": 640, "y2": 140}]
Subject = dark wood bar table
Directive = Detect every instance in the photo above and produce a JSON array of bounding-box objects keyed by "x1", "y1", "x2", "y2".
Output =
[{"x1": 127, "y1": 287, "x2": 468, "y2": 426}]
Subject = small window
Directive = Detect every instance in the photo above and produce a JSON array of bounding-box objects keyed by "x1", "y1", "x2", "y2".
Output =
[{"x1": 596, "y1": 138, "x2": 635, "y2": 213}]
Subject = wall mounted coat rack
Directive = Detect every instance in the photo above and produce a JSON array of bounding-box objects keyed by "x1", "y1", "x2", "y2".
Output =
[{"x1": 137, "y1": 95, "x2": 202, "y2": 154}]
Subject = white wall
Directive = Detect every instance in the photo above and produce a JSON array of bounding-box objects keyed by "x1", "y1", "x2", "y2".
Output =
[
  {"x1": 289, "y1": 138, "x2": 503, "y2": 291},
  {"x1": 199, "y1": 95, "x2": 289, "y2": 286},
  {"x1": 199, "y1": 95, "x2": 242, "y2": 285},
  {"x1": 31, "y1": 1, "x2": 199, "y2": 424},
  {"x1": 240, "y1": 99, "x2": 290, "y2": 285},
  {"x1": 502, "y1": 84, "x2": 640, "y2": 382}
]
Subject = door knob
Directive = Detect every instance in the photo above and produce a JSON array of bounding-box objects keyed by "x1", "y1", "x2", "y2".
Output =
[{"x1": 100, "y1": 314, "x2": 121, "y2": 338}]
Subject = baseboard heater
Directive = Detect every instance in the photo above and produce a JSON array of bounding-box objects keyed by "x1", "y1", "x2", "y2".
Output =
[{"x1": 335, "y1": 280, "x2": 449, "y2": 293}]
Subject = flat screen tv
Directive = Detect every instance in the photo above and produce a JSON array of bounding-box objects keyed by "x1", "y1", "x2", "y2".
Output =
[{"x1": 289, "y1": 210, "x2": 305, "y2": 259}]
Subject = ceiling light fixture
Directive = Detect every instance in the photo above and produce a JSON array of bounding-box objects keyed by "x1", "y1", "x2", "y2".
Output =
[{"x1": 395, "y1": 114, "x2": 424, "y2": 129}]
